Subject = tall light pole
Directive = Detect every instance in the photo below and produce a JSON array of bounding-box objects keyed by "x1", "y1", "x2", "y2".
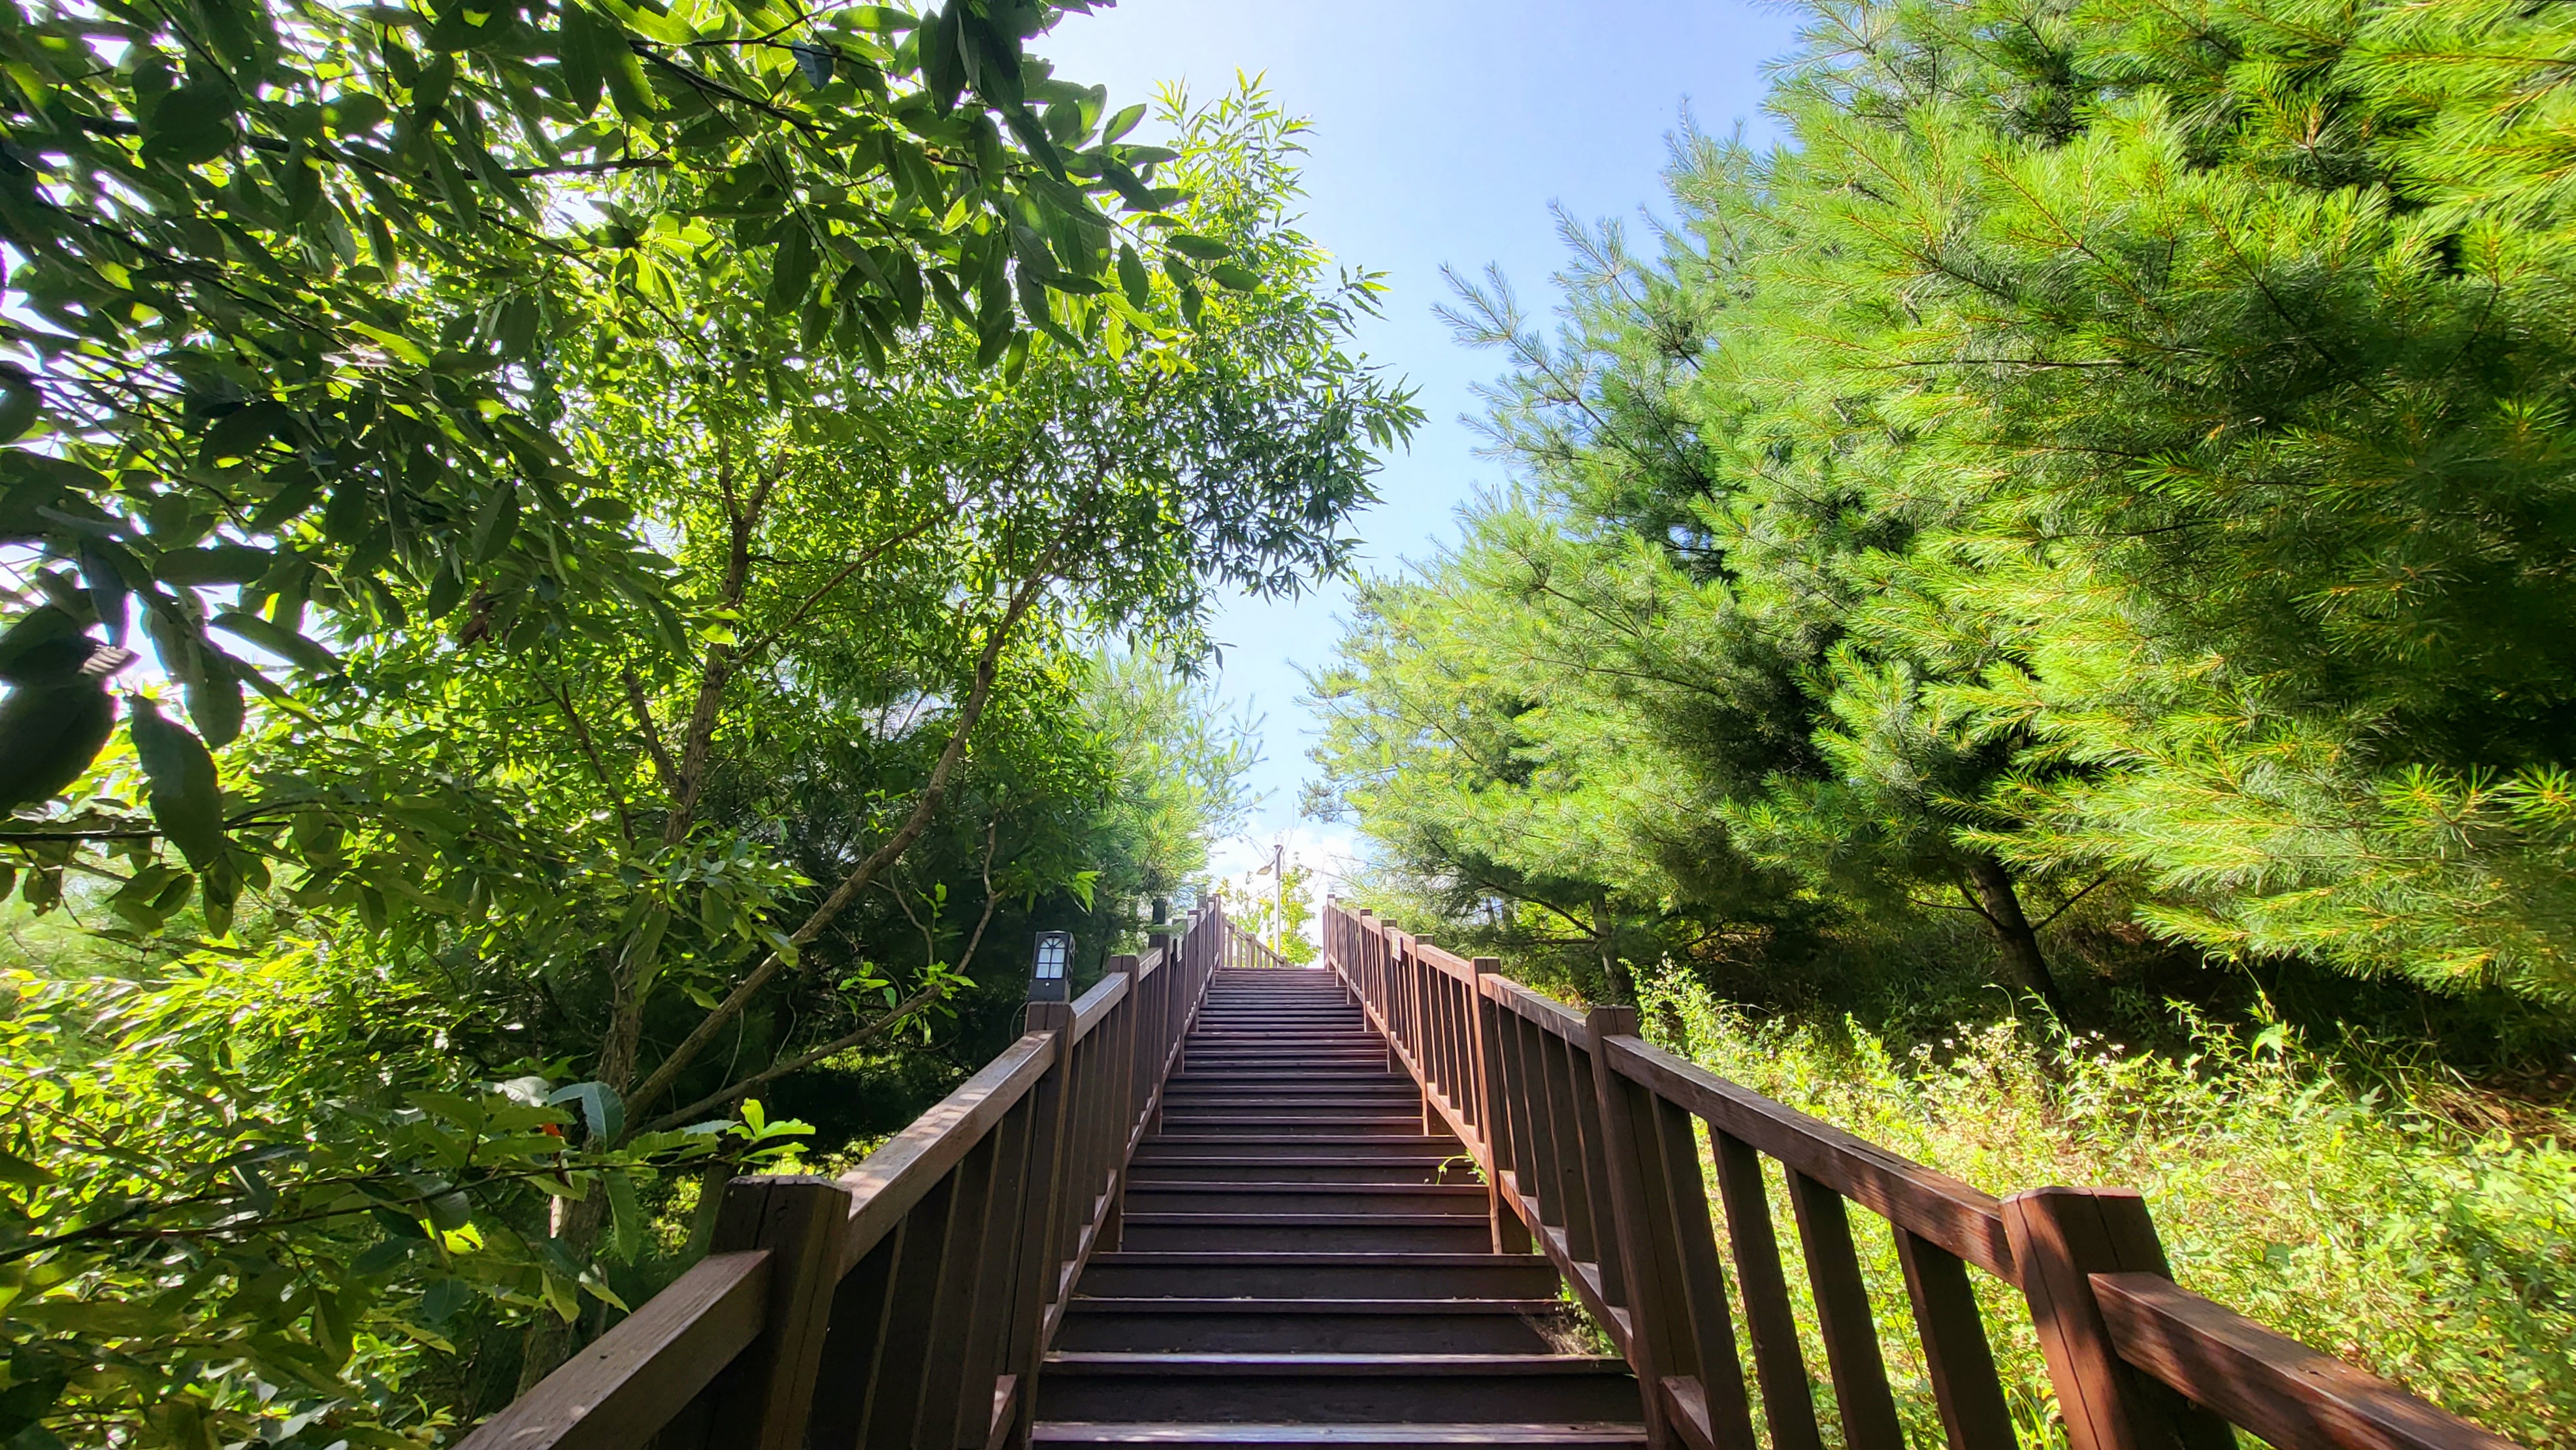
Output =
[{"x1": 1254, "y1": 839, "x2": 1285, "y2": 959}]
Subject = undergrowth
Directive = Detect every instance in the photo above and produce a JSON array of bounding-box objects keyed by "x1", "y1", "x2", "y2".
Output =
[{"x1": 1633, "y1": 967, "x2": 2576, "y2": 1447}]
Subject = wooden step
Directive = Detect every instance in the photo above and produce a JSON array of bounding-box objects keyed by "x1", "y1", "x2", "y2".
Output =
[
  {"x1": 1035, "y1": 1353, "x2": 1644, "y2": 1424},
  {"x1": 1118, "y1": 1213, "x2": 1493, "y2": 1253},
  {"x1": 1157, "y1": 1116, "x2": 1433, "y2": 1135},
  {"x1": 1133, "y1": 1135, "x2": 1467, "y2": 1159},
  {"x1": 1075, "y1": 1252, "x2": 1561, "y2": 1300},
  {"x1": 1125, "y1": 1183, "x2": 1485, "y2": 1216},
  {"x1": 1056, "y1": 1298, "x2": 1572, "y2": 1353},
  {"x1": 1032, "y1": 1424, "x2": 1645, "y2": 1449},
  {"x1": 1127, "y1": 1157, "x2": 1472, "y2": 1185}
]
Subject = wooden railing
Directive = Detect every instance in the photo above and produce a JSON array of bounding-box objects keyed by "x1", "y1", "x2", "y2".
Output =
[
  {"x1": 1323, "y1": 900, "x2": 2522, "y2": 1450},
  {"x1": 463, "y1": 905, "x2": 1225, "y2": 1450}
]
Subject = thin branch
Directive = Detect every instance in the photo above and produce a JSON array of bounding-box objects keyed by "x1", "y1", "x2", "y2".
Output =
[
  {"x1": 2032, "y1": 873, "x2": 2116, "y2": 932},
  {"x1": 621, "y1": 666, "x2": 682, "y2": 796},
  {"x1": 640, "y1": 983, "x2": 943, "y2": 1133},
  {"x1": 732, "y1": 511, "x2": 947, "y2": 668},
  {"x1": 543, "y1": 676, "x2": 636, "y2": 848},
  {"x1": 623, "y1": 558, "x2": 1058, "y2": 1127}
]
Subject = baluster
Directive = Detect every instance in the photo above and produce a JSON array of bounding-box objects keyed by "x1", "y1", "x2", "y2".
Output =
[
  {"x1": 1785, "y1": 1170, "x2": 1905, "y2": 1450},
  {"x1": 1512, "y1": 1007, "x2": 1570, "y2": 1236},
  {"x1": 1649, "y1": 1096, "x2": 1760, "y2": 1450},
  {"x1": 1710, "y1": 1128, "x2": 1826, "y2": 1450},
  {"x1": 1001, "y1": 1002, "x2": 1075, "y2": 1450},
  {"x1": 1565, "y1": 1028, "x2": 1622, "y2": 1307},
  {"x1": 1893, "y1": 1228, "x2": 2015, "y2": 1450},
  {"x1": 911, "y1": 1133, "x2": 1002, "y2": 1443},
  {"x1": 806, "y1": 1218, "x2": 902, "y2": 1450},
  {"x1": 1541, "y1": 1027, "x2": 1600, "y2": 1274},
  {"x1": 947, "y1": 1103, "x2": 1035, "y2": 1450},
  {"x1": 861, "y1": 1173, "x2": 962, "y2": 1448}
]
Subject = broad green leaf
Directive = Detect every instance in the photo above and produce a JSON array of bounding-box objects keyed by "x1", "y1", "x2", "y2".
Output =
[
  {"x1": 128, "y1": 696, "x2": 225, "y2": 870},
  {"x1": 1166, "y1": 234, "x2": 1233, "y2": 261},
  {"x1": 211, "y1": 611, "x2": 340, "y2": 674}
]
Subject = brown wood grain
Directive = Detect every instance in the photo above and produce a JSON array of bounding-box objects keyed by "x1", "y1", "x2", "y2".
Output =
[
  {"x1": 2095, "y1": 1274, "x2": 2524, "y2": 1450},
  {"x1": 1647, "y1": 1095, "x2": 1759, "y2": 1450},
  {"x1": 702, "y1": 1177, "x2": 853, "y2": 1450},
  {"x1": 1068, "y1": 969, "x2": 1132, "y2": 1044},
  {"x1": 455, "y1": 1251, "x2": 768, "y2": 1450}
]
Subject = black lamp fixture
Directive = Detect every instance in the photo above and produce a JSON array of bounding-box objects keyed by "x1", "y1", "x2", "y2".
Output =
[{"x1": 1029, "y1": 929, "x2": 1073, "y2": 1003}]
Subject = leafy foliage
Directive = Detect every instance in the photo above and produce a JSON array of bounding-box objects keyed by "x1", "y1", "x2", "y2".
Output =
[
  {"x1": 1311, "y1": 0, "x2": 2576, "y2": 1007},
  {"x1": 0, "y1": 61, "x2": 1412, "y2": 1445}
]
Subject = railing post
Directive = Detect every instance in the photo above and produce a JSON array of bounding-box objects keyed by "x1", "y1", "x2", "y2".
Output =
[
  {"x1": 697, "y1": 1175, "x2": 853, "y2": 1450},
  {"x1": 1002, "y1": 1001, "x2": 1075, "y2": 1450},
  {"x1": 2004, "y1": 1187, "x2": 2234, "y2": 1450}
]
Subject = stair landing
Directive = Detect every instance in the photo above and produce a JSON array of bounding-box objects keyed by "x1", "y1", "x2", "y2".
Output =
[{"x1": 1034, "y1": 967, "x2": 1646, "y2": 1450}]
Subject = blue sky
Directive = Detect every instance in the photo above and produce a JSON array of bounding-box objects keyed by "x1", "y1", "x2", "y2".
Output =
[{"x1": 1039, "y1": 1, "x2": 1804, "y2": 886}]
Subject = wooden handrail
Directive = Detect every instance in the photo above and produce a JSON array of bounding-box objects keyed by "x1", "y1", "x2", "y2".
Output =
[
  {"x1": 462, "y1": 905, "x2": 1228, "y2": 1450},
  {"x1": 461, "y1": 1251, "x2": 771, "y2": 1450},
  {"x1": 1320, "y1": 897, "x2": 2523, "y2": 1450}
]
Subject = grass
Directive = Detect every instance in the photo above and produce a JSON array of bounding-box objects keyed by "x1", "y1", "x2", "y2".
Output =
[{"x1": 1631, "y1": 967, "x2": 2576, "y2": 1448}]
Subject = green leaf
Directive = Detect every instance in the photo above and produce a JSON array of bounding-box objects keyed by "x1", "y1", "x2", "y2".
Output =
[
  {"x1": 184, "y1": 649, "x2": 246, "y2": 749},
  {"x1": 0, "y1": 606, "x2": 90, "y2": 685},
  {"x1": 0, "y1": 680, "x2": 115, "y2": 813},
  {"x1": 203, "y1": 401, "x2": 291, "y2": 465},
  {"x1": 1166, "y1": 234, "x2": 1233, "y2": 261},
  {"x1": 156, "y1": 545, "x2": 274, "y2": 587},
  {"x1": 1209, "y1": 261, "x2": 1260, "y2": 291},
  {"x1": 605, "y1": 1171, "x2": 642, "y2": 1260},
  {"x1": 144, "y1": 85, "x2": 240, "y2": 165},
  {"x1": 472, "y1": 481, "x2": 521, "y2": 562},
  {"x1": 129, "y1": 696, "x2": 226, "y2": 869},
  {"x1": 922, "y1": 3, "x2": 966, "y2": 114},
  {"x1": 348, "y1": 321, "x2": 431, "y2": 366},
  {"x1": 546, "y1": 1081, "x2": 625, "y2": 1144},
  {"x1": 0, "y1": 369, "x2": 40, "y2": 443},
  {"x1": 0, "y1": 1147, "x2": 57, "y2": 1185},
  {"x1": 1117, "y1": 244, "x2": 1152, "y2": 308},
  {"x1": 1101, "y1": 102, "x2": 1146, "y2": 144},
  {"x1": 768, "y1": 226, "x2": 819, "y2": 315},
  {"x1": 212, "y1": 611, "x2": 340, "y2": 674}
]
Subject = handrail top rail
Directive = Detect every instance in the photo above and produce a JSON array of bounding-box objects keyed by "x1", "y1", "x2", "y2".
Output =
[
  {"x1": 1599, "y1": 1029, "x2": 2015, "y2": 1279},
  {"x1": 833, "y1": 1027, "x2": 1060, "y2": 1274},
  {"x1": 1070, "y1": 967, "x2": 1130, "y2": 1041},
  {"x1": 1334, "y1": 897, "x2": 2011, "y2": 1274},
  {"x1": 455, "y1": 1249, "x2": 772, "y2": 1450},
  {"x1": 2093, "y1": 1273, "x2": 2521, "y2": 1450}
]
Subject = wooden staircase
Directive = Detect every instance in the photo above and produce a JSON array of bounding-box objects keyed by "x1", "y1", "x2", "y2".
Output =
[
  {"x1": 473, "y1": 907, "x2": 2520, "y2": 1450},
  {"x1": 1033, "y1": 966, "x2": 1648, "y2": 1449}
]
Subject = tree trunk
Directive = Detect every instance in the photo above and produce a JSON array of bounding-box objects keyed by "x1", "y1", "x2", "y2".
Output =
[
  {"x1": 1962, "y1": 856, "x2": 2072, "y2": 1019},
  {"x1": 515, "y1": 1187, "x2": 607, "y2": 1394},
  {"x1": 1592, "y1": 893, "x2": 1635, "y2": 1005}
]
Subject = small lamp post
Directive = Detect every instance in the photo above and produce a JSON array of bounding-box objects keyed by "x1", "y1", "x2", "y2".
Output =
[{"x1": 1029, "y1": 929, "x2": 1073, "y2": 1003}]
